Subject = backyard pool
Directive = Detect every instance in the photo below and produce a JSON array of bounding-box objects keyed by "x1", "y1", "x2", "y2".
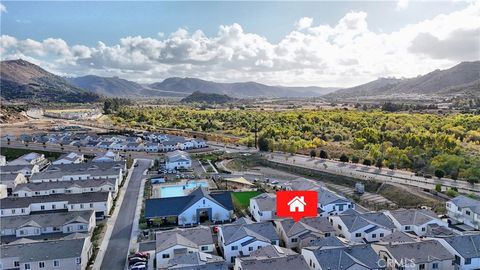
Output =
[{"x1": 158, "y1": 181, "x2": 209, "y2": 198}]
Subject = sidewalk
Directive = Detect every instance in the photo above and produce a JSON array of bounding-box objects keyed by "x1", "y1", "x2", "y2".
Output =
[{"x1": 92, "y1": 159, "x2": 137, "y2": 269}]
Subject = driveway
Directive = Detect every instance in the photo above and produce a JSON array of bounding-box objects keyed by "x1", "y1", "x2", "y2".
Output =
[{"x1": 100, "y1": 159, "x2": 151, "y2": 270}]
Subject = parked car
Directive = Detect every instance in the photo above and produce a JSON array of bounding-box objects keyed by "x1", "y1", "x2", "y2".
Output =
[
  {"x1": 271, "y1": 180, "x2": 279, "y2": 185},
  {"x1": 134, "y1": 252, "x2": 150, "y2": 259},
  {"x1": 129, "y1": 257, "x2": 147, "y2": 266}
]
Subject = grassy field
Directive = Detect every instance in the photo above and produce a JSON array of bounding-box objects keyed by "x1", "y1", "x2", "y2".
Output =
[
  {"x1": 231, "y1": 191, "x2": 263, "y2": 211},
  {"x1": 0, "y1": 147, "x2": 63, "y2": 161}
]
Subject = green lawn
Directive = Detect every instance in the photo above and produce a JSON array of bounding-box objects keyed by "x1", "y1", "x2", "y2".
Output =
[
  {"x1": 231, "y1": 191, "x2": 263, "y2": 211},
  {"x1": 0, "y1": 147, "x2": 63, "y2": 161}
]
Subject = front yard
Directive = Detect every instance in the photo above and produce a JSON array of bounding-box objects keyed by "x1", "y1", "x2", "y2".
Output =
[{"x1": 231, "y1": 191, "x2": 263, "y2": 212}]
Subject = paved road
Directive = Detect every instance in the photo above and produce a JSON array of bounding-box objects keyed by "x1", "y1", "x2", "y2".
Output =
[
  {"x1": 101, "y1": 159, "x2": 151, "y2": 270},
  {"x1": 264, "y1": 152, "x2": 480, "y2": 196}
]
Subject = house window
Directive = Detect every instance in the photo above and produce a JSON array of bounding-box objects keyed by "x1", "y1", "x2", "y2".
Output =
[
  {"x1": 90, "y1": 203, "x2": 93, "y2": 208},
  {"x1": 201, "y1": 246, "x2": 208, "y2": 251},
  {"x1": 231, "y1": 257, "x2": 236, "y2": 263},
  {"x1": 466, "y1": 210, "x2": 471, "y2": 216},
  {"x1": 338, "y1": 225, "x2": 342, "y2": 230},
  {"x1": 380, "y1": 233, "x2": 384, "y2": 237},
  {"x1": 14, "y1": 261, "x2": 20, "y2": 267},
  {"x1": 162, "y1": 254, "x2": 170, "y2": 259},
  {"x1": 372, "y1": 234, "x2": 376, "y2": 238},
  {"x1": 203, "y1": 199, "x2": 206, "y2": 204},
  {"x1": 465, "y1": 258, "x2": 471, "y2": 265},
  {"x1": 12, "y1": 209, "x2": 16, "y2": 214},
  {"x1": 40, "y1": 205, "x2": 45, "y2": 210},
  {"x1": 80, "y1": 204, "x2": 84, "y2": 209},
  {"x1": 39, "y1": 262, "x2": 45, "y2": 268},
  {"x1": 52, "y1": 205, "x2": 56, "y2": 210},
  {"x1": 231, "y1": 245, "x2": 238, "y2": 251},
  {"x1": 432, "y1": 262, "x2": 439, "y2": 269},
  {"x1": 249, "y1": 246, "x2": 253, "y2": 251},
  {"x1": 21, "y1": 209, "x2": 25, "y2": 213},
  {"x1": 75, "y1": 258, "x2": 81, "y2": 264},
  {"x1": 24, "y1": 263, "x2": 31, "y2": 269},
  {"x1": 53, "y1": 260, "x2": 60, "y2": 267},
  {"x1": 419, "y1": 264, "x2": 425, "y2": 269},
  {"x1": 355, "y1": 233, "x2": 362, "y2": 238},
  {"x1": 421, "y1": 227, "x2": 426, "y2": 231},
  {"x1": 325, "y1": 233, "x2": 331, "y2": 237},
  {"x1": 405, "y1": 226, "x2": 411, "y2": 231},
  {"x1": 291, "y1": 238, "x2": 298, "y2": 243}
]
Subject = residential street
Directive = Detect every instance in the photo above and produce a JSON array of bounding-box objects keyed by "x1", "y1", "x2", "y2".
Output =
[{"x1": 100, "y1": 159, "x2": 151, "y2": 270}]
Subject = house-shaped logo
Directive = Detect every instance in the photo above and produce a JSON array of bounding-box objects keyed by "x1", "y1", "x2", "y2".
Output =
[{"x1": 288, "y1": 196, "x2": 306, "y2": 212}]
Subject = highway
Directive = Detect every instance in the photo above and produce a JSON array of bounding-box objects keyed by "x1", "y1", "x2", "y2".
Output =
[{"x1": 264, "y1": 152, "x2": 480, "y2": 196}]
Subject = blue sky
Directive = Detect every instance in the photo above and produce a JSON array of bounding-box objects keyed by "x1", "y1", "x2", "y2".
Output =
[
  {"x1": 0, "y1": 1, "x2": 478, "y2": 86},
  {"x1": 1, "y1": 1, "x2": 468, "y2": 45}
]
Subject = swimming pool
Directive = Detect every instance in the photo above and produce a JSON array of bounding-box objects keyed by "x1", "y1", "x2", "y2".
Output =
[{"x1": 160, "y1": 181, "x2": 208, "y2": 198}]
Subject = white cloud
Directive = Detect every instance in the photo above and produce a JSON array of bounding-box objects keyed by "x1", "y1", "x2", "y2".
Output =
[
  {"x1": 396, "y1": 0, "x2": 409, "y2": 11},
  {"x1": 0, "y1": 3, "x2": 6, "y2": 13},
  {"x1": 1, "y1": 2, "x2": 479, "y2": 87}
]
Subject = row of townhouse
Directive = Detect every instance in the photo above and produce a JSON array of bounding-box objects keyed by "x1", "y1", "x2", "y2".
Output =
[
  {"x1": 0, "y1": 192, "x2": 113, "y2": 219},
  {"x1": 0, "y1": 236, "x2": 93, "y2": 270},
  {"x1": 0, "y1": 210, "x2": 95, "y2": 241},
  {"x1": 12, "y1": 178, "x2": 118, "y2": 198},
  {"x1": 447, "y1": 195, "x2": 480, "y2": 230}
]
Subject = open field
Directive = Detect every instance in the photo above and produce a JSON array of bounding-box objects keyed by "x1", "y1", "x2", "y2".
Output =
[{"x1": 231, "y1": 191, "x2": 263, "y2": 211}]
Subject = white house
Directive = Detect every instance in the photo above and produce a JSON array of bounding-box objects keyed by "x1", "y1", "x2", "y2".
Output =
[
  {"x1": 0, "y1": 164, "x2": 40, "y2": 178},
  {"x1": 13, "y1": 178, "x2": 118, "y2": 198},
  {"x1": 329, "y1": 210, "x2": 396, "y2": 243},
  {"x1": 8, "y1": 152, "x2": 46, "y2": 166},
  {"x1": 436, "y1": 234, "x2": 480, "y2": 270},
  {"x1": 30, "y1": 162, "x2": 123, "y2": 184},
  {"x1": 92, "y1": 151, "x2": 121, "y2": 162},
  {"x1": 165, "y1": 150, "x2": 192, "y2": 171},
  {"x1": 0, "y1": 210, "x2": 95, "y2": 240},
  {"x1": 52, "y1": 152, "x2": 84, "y2": 165},
  {"x1": 145, "y1": 187, "x2": 233, "y2": 226},
  {"x1": 155, "y1": 226, "x2": 215, "y2": 267},
  {"x1": 0, "y1": 192, "x2": 112, "y2": 219},
  {"x1": 274, "y1": 216, "x2": 335, "y2": 250},
  {"x1": 372, "y1": 239, "x2": 455, "y2": 270},
  {"x1": 302, "y1": 243, "x2": 384, "y2": 270},
  {"x1": 316, "y1": 187, "x2": 354, "y2": 216},
  {"x1": 0, "y1": 173, "x2": 27, "y2": 195},
  {"x1": 125, "y1": 142, "x2": 144, "y2": 151},
  {"x1": 446, "y1": 195, "x2": 480, "y2": 230},
  {"x1": 0, "y1": 237, "x2": 92, "y2": 270},
  {"x1": 385, "y1": 209, "x2": 448, "y2": 236},
  {"x1": 218, "y1": 220, "x2": 280, "y2": 264},
  {"x1": 234, "y1": 245, "x2": 309, "y2": 270},
  {"x1": 144, "y1": 142, "x2": 160, "y2": 152},
  {"x1": 249, "y1": 193, "x2": 276, "y2": 222}
]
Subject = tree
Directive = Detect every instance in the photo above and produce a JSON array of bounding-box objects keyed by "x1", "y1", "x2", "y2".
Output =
[
  {"x1": 258, "y1": 136, "x2": 269, "y2": 152},
  {"x1": 435, "y1": 184, "x2": 442, "y2": 192},
  {"x1": 339, "y1": 154, "x2": 349, "y2": 163},
  {"x1": 319, "y1": 150, "x2": 328, "y2": 159},
  {"x1": 435, "y1": 169, "x2": 445, "y2": 179},
  {"x1": 351, "y1": 156, "x2": 360, "y2": 164},
  {"x1": 310, "y1": 149, "x2": 317, "y2": 158},
  {"x1": 388, "y1": 163, "x2": 395, "y2": 170},
  {"x1": 375, "y1": 158, "x2": 383, "y2": 169},
  {"x1": 363, "y1": 159, "x2": 372, "y2": 166}
]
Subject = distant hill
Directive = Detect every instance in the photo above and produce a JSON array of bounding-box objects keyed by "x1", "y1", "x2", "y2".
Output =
[
  {"x1": 67, "y1": 75, "x2": 145, "y2": 97},
  {"x1": 149, "y1": 77, "x2": 338, "y2": 98},
  {"x1": 181, "y1": 91, "x2": 237, "y2": 104},
  {"x1": 326, "y1": 61, "x2": 480, "y2": 100},
  {"x1": 0, "y1": 59, "x2": 99, "y2": 103}
]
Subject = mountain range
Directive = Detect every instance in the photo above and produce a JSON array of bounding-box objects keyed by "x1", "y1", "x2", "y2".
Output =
[
  {"x1": 1, "y1": 59, "x2": 478, "y2": 103},
  {"x1": 325, "y1": 61, "x2": 480, "y2": 100}
]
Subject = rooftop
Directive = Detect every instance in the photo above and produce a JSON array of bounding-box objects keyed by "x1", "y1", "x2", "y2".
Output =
[
  {"x1": 0, "y1": 192, "x2": 110, "y2": 209},
  {"x1": 0, "y1": 210, "x2": 94, "y2": 230},
  {"x1": 220, "y1": 221, "x2": 279, "y2": 245},
  {"x1": 156, "y1": 226, "x2": 214, "y2": 252}
]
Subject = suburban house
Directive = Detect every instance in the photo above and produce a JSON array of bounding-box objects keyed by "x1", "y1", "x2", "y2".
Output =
[
  {"x1": 161, "y1": 141, "x2": 179, "y2": 152},
  {"x1": 8, "y1": 152, "x2": 46, "y2": 166},
  {"x1": 165, "y1": 150, "x2": 192, "y2": 171},
  {"x1": 155, "y1": 226, "x2": 215, "y2": 267},
  {"x1": 0, "y1": 192, "x2": 112, "y2": 219},
  {"x1": 385, "y1": 209, "x2": 448, "y2": 236},
  {"x1": 302, "y1": 243, "x2": 383, "y2": 270},
  {"x1": 31, "y1": 162, "x2": 124, "y2": 184},
  {"x1": 274, "y1": 217, "x2": 335, "y2": 250},
  {"x1": 329, "y1": 211, "x2": 396, "y2": 243},
  {"x1": 0, "y1": 210, "x2": 95, "y2": 241},
  {"x1": 372, "y1": 239, "x2": 454, "y2": 270},
  {"x1": 52, "y1": 152, "x2": 84, "y2": 165},
  {"x1": 218, "y1": 220, "x2": 280, "y2": 263},
  {"x1": 145, "y1": 187, "x2": 234, "y2": 226},
  {"x1": 125, "y1": 142, "x2": 144, "y2": 151},
  {"x1": 436, "y1": 234, "x2": 480, "y2": 270},
  {"x1": 234, "y1": 245, "x2": 309, "y2": 270},
  {"x1": 92, "y1": 151, "x2": 121, "y2": 162},
  {"x1": 97, "y1": 141, "x2": 115, "y2": 149},
  {"x1": 0, "y1": 164, "x2": 40, "y2": 178},
  {"x1": 163, "y1": 250, "x2": 227, "y2": 270},
  {"x1": 0, "y1": 173, "x2": 27, "y2": 196},
  {"x1": 446, "y1": 195, "x2": 480, "y2": 230},
  {"x1": 316, "y1": 187, "x2": 354, "y2": 216},
  {"x1": 126, "y1": 136, "x2": 142, "y2": 143},
  {"x1": 12, "y1": 178, "x2": 118, "y2": 198},
  {"x1": 0, "y1": 237, "x2": 92, "y2": 270},
  {"x1": 144, "y1": 142, "x2": 160, "y2": 152},
  {"x1": 249, "y1": 193, "x2": 276, "y2": 222}
]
